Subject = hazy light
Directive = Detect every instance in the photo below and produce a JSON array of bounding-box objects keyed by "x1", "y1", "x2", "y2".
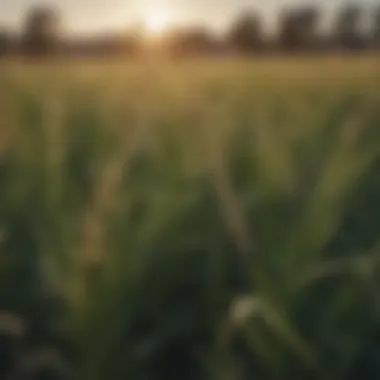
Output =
[{"x1": 144, "y1": 9, "x2": 171, "y2": 35}]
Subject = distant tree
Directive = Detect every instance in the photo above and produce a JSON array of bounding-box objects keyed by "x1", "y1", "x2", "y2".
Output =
[
  {"x1": 228, "y1": 12, "x2": 263, "y2": 54},
  {"x1": 375, "y1": 7, "x2": 380, "y2": 47},
  {"x1": 164, "y1": 27, "x2": 217, "y2": 56},
  {"x1": 278, "y1": 11, "x2": 296, "y2": 51},
  {"x1": 0, "y1": 30, "x2": 11, "y2": 57},
  {"x1": 123, "y1": 33, "x2": 143, "y2": 56},
  {"x1": 278, "y1": 8, "x2": 319, "y2": 51},
  {"x1": 21, "y1": 5, "x2": 61, "y2": 57},
  {"x1": 334, "y1": 6, "x2": 362, "y2": 50}
]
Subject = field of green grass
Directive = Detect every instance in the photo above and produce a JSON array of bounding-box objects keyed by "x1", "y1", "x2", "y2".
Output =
[{"x1": 0, "y1": 55, "x2": 380, "y2": 380}]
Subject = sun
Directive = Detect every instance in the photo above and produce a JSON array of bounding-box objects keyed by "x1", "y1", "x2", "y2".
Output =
[{"x1": 145, "y1": 10, "x2": 170, "y2": 35}]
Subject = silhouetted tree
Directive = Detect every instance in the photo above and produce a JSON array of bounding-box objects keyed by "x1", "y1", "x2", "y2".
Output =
[
  {"x1": 334, "y1": 6, "x2": 362, "y2": 50},
  {"x1": 278, "y1": 8, "x2": 319, "y2": 51},
  {"x1": 228, "y1": 12, "x2": 262, "y2": 54},
  {"x1": 21, "y1": 5, "x2": 61, "y2": 57},
  {"x1": 375, "y1": 7, "x2": 380, "y2": 47},
  {"x1": 0, "y1": 30, "x2": 11, "y2": 57}
]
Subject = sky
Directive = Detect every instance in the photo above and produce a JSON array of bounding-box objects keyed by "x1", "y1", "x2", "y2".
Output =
[{"x1": 0, "y1": 0, "x2": 379, "y2": 35}]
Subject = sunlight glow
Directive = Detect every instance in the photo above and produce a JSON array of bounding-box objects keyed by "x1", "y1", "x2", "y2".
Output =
[{"x1": 144, "y1": 10, "x2": 170, "y2": 35}]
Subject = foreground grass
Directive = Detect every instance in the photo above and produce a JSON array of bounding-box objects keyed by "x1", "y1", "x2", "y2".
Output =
[{"x1": 0, "y1": 56, "x2": 380, "y2": 379}]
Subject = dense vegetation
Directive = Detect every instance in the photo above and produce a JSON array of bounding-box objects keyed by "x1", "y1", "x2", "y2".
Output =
[{"x1": 0, "y1": 56, "x2": 379, "y2": 379}]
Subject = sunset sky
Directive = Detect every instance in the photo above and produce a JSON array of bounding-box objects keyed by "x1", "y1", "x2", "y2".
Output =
[{"x1": 0, "y1": 0, "x2": 378, "y2": 35}]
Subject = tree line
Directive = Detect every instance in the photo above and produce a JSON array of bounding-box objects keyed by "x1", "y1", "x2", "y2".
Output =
[{"x1": 1, "y1": 4, "x2": 380, "y2": 58}]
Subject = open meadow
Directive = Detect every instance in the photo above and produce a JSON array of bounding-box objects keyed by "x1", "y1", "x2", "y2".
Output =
[{"x1": 0, "y1": 55, "x2": 380, "y2": 379}]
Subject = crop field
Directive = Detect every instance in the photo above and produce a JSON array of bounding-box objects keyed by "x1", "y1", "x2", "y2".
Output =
[{"x1": 0, "y1": 55, "x2": 380, "y2": 380}]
